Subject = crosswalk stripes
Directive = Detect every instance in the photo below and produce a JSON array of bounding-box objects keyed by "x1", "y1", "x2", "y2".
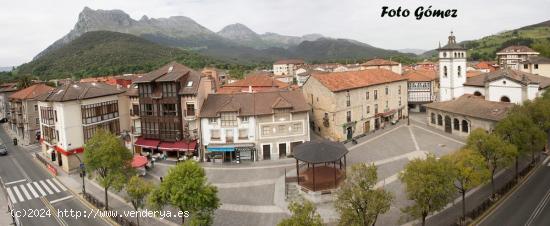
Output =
[
  {"x1": 39, "y1": 180, "x2": 53, "y2": 195},
  {"x1": 19, "y1": 184, "x2": 32, "y2": 200},
  {"x1": 32, "y1": 181, "x2": 46, "y2": 196},
  {"x1": 6, "y1": 179, "x2": 68, "y2": 204},
  {"x1": 46, "y1": 179, "x2": 60, "y2": 193},
  {"x1": 12, "y1": 186, "x2": 24, "y2": 202},
  {"x1": 27, "y1": 183, "x2": 39, "y2": 198}
]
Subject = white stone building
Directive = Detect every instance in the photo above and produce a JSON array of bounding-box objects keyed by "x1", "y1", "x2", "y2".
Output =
[{"x1": 437, "y1": 32, "x2": 467, "y2": 102}]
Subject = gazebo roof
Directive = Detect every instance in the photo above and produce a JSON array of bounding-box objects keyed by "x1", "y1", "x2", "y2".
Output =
[{"x1": 294, "y1": 140, "x2": 349, "y2": 164}]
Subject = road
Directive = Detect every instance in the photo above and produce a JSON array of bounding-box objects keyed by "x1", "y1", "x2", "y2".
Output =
[
  {"x1": 0, "y1": 126, "x2": 110, "y2": 226},
  {"x1": 478, "y1": 156, "x2": 550, "y2": 226}
]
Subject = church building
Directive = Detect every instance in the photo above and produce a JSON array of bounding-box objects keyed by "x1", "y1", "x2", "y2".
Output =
[{"x1": 425, "y1": 32, "x2": 550, "y2": 136}]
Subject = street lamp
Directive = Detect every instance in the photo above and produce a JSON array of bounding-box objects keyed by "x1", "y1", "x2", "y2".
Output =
[{"x1": 73, "y1": 153, "x2": 86, "y2": 195}]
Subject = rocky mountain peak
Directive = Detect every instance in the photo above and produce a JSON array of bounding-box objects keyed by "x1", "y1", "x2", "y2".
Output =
[{"x1": 217, "y1": 23, "x2": 260, "y2": 40}]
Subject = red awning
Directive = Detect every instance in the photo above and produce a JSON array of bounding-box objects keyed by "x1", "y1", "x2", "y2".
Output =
[
  {"x1": 134, "y1": 137, "x2": 160, "y2": 149},
  {"x1": 376, "y1": 109, "x2": 396, "y2": 117},
  {"x1": 158, "y1": 140, "x2": 198, "y2": 152},
  {"x1": 131, "y1": 155, "x2": 148, "y2": 168}
]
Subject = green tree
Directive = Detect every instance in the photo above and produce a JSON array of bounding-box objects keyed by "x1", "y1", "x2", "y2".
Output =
[
  {"x1": 400, "y1": 154, "x2": 455, "y2": 226},
  {"x1": 466, "y1": 129, "x2": 516, "y2": 198},
  {"x1": 444, "y1": 149, "x2": 489, "y2": 225},
  {"x1": 16, "y1": 75, "x2": 34, "y2": 89},
  {"x1": 278, "y1": 199, "x2": 323, "y2": 226},
  {"x1": 523, "y1": 99, "x2": 550, "y2": 133},
  {"x1": 84, "y1": 130, "x2": 134, "y2": 210},
  {"x1": 148, "y1": 160, "x2": 219, "y2": 225},
  {"x1": 334, "y1": 164, "x2": 393, "y2": 226},
  {"x1": 126, "y1": 176, "x2": 154, "y2": 226}
]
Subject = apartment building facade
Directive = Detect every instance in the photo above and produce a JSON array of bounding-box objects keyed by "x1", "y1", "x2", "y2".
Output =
[
  {"x1": 496, "y1": 45, "x2": 539, "y2": 70},
  {"x1": 36, "y1": 82, "x2": 129, "y2": 173},
  {"x1": 200, "y1": 90, "x2": 310, "y2": 162},
  {"x1": 303, "y1": 69, "x2": 408, "y2": 141}
]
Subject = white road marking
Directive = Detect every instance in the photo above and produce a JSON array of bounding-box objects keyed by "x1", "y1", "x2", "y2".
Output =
[
  {"x1": 375, "y1": 172, "x2": 401, "y2": 188},
  {"x1": 6, "y1": 187, "x2": 17, "y2": 204},
  {"x1": 32, "y1": 181, "x2": 46, "y2": 196},
  {"x1": 349, "y1": 125, "x2": 405, "y2": 151},
  {"x1": 525, "y1": 188, "x2": 550, "y2": 226},
  {"x1": 408, "y1": 126, "x2": 420, "y2": 151},
  {"x1": 412, "y1": 124, "x2": 466, "y2": 145},
  {"x1": 547, "y1": 162, "x2": 550, "y2": 167},
  {"x1": 12, "y1": 185, "x2": 25, "y2": 202},
  {"x1": 39, "y1": 180, "x2": 53, "y2": 195},
  {"x1": 543, "y1": 156, "x2": 550, "y2": 166},
  {"x1": 19, "y1": 184, "x2": 32, "y2": 200},
  {"x1": 49, "y1": 195, "x2": 73, "y2": 204},
  {"x1": 27, "y1": 183, "x2": 39, "y2": 198},
  {"x1": 52, "y1": 178, "x2": 67, "y2": 191},
  {"x1": 5, "y1": 179, "x2": 26, "y2": 185},
  {"x1": 46, "y1": 179, "x2": 60, "y2": 193}
]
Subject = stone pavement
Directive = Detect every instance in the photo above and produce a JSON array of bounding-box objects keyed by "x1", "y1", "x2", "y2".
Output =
[{"x1": 0, "y1": 182, "x2": 17, "y2": 226}]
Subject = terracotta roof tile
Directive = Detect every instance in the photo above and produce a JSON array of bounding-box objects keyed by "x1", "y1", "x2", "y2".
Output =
[
  {"x1": 9, "y1": 84, "x2": 54, "y2": 100},
  {"x1": 497, "y1": 45, "x2": 538, "y2": 53},
  {"x1": 424, "y1": 94, "x2": 514, "y2": 121},
  {"x1": 361, "y1": 59, "x2": 400, "y2": 66},
  {"x1": 311, "y1": 69, "x2": 407, "y2": 92},
  {"x1": 403, "y1": 69, "x2": 437, "y2": 82},
  {"x1": 36, "y1": 82, "x2": 124, "y2": 102},
  {"x1": 465, "y1": 69, "x2": 550, "y2": 89}
]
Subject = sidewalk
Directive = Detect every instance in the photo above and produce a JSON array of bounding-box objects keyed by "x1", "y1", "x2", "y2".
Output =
[{"x1": 0, "y1": 185, "x2": 15, "y2": 226}]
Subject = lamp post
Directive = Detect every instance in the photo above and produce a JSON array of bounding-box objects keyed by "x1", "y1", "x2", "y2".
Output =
[{"x1": 73, "y1": 153, "x2": 86, "y2": 195}]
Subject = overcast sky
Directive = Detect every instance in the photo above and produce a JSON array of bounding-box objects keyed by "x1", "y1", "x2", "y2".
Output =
[{"x1": 1, "y1": 0, "x2": 549, "y2": 66}]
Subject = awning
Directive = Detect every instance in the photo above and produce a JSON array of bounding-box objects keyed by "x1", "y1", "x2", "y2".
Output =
[
  {"x1": 135, "y1": 137, "x2": 160, "y2": 149},
  {"x1": 376, "y1": 109, "x2": 396, "y2": 117},
  {"x1": 207, "y1": 146, "x2": 234, "y2": 152},
  {"x1": 158, "y1": 140, "x2": 197, "y2": 152},
  {"x1": 131, "y1": 155, "x2": 148, "y2": 168},
  {"x1": 207, "y1": 143, "x2": 254, "y2": 152}
]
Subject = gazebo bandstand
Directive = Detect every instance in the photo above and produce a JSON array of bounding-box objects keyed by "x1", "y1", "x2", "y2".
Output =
[{"x1": 293, "y1": 139, "x2": 349, "y2": 192}]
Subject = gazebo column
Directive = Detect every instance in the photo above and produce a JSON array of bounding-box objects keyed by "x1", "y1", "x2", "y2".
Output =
[
  {"x1": 312, "y1": 163, "x2": 316, "y2": 191},
  {"x1": 296, "y1": 159, "x2": 300, "y2": 185},
  {"x1": 333, "y1": 161, "x2": 337, "y2": 188}
]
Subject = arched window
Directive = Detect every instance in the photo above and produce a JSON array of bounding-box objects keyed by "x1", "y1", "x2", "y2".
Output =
[
  {"x1": 453, "y1": 118, "x2": 460, "y2": 130},
  {"x1": 458, "y1": 66, "x2": 462, "y2": 77},
  {"x1": 431, "y1": 113, "x2": 436, "y2": 124},
  {"x1": 437, "y1": 114, "x2": 443, "y2": 126},
  {"x1": 462, "y1": 120, "x2": 469, "y2": 133},
  {"x1": 473, "y1": 91, "x2": 482, "y2": 96},
  {"x1": 443, "y1": 52, "x2": 447, "y2": 57},
  {"x1": 454, "y1": 52, "x2": 457, "y2": 58},
  {"x1": 500, "y1": 96, "x2": 511, "y2": 102},
  {"x1": 444, "y1": 66, "x2": 448, "y2": 77}
]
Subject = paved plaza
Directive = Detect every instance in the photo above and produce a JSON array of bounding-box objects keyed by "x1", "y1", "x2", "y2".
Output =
[{"x1": 148, "y1": 113, "x2": 467, "y2": 226}]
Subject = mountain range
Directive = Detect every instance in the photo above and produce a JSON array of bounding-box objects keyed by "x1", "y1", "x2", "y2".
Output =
[{"x1": 35, "y1": 7, "x2": 410, "y2": 63}]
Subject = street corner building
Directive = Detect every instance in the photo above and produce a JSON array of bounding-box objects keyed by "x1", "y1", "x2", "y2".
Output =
[
  {"x1": 35, "y1": 82, "x2": 129, "y2": 173},
  {"x1": 302, "y1": 68, "x2": 408, "y2": 142},
  {"x1": 8, "y1": 83, "x2": 54, "y2": 145},
  {"x1": 131, "y1": 62, "x2": 212, "y2": 160},
  {"x1": 199, "y1": 90, "x2": 310, "y2": 162}
]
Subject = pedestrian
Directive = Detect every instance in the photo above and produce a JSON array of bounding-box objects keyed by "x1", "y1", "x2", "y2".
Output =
[{"x1": 160, "y1": 177, "x2": 163, "y2": 182}]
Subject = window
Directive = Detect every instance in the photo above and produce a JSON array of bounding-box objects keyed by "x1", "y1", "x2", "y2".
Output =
[
  {"x1": 162, "y1": 83, "x2": 177, "y2": 97},
  {"x1": 437, "y1": 114, "x2": 443, "y2": 125},
  {"x1": 131, "y1": 104, "x2": 139, "y2": 116},
  {"x1": 367, "y1": 106, "x2": 370, "y2": 114},
  {"x1": 238, "y1": 129, "x2": 248, "y2": 139},
  {"x1": 54, "y1": 110, "x2": 57, "y2": 122},
  {"x1": 524, "y1": 64, "x2": 528, "y2": 69},
  {"x1": 35, "y1": 118, "x2": 39, "y2": 124},
  {"x1": 385, "y1": 86, "x2": 389, "y2": 95},
  {"x1": 366, "y1": 91, "x2": 369, "y2": 100},
  {"x1": 81, "y1": 101, "x2": 119, "y2": 124},
  {"x1": 211, "y1": 129, "x2": 220, "y2": 140},
  {"x1": 443, "y1": 52, "x2": 447, "y2": 57},
  {"x1": 431, "y1": 113, "x2": 435, "y2": 124},
  {"x1": 262, "y1": 126, "x2": 272, "y2": 136},
  {"x1": 535, "y1": 64, "x2": 539, "y2": 69},
  {"x1": 221, "y1": 112, "x2": 237, "y2": 127},
  {"x1": 374, "y1": 90, "x2": 378, "y2": 100},
  {"x1": 209, "y1": 118, "x2": 217, "y2": 125},
  {"x1": 458, "y1": 66, "x2": 462, "y2": 77},
  {"x1": 346, "y1": 111, "x2": 351, "y2": 122},
  {"x1": 399, "y1": 97, "x2": 402, "y2": 106},
  {"x1": 454, "y1": 118, "x2": 460, "y2": 130},
  {"x1": 186, "y1": 81, "x2": 194, "y2": 87},
  {"x1": 83, "y1": 119, "x2": 120, "y2": 142},
  {"x1": 292, "y1": 123, "x2": 302, "y2": 133},
  {"x1": 138, "y1": 84, "x2": 152, "y2": 97},
  {"x1": 346, "y1": 91, "x2": 350, "y2": 107},
  {"x1": 385, "y1": 100, "x2": 388, "y2": 109},
  {"x1": 34, "y1": 105, "x2": 38, "y2": 111},
  {"x1": 374, "y1": 104, "x2": 378, "y2": 114},
  {"x1": 274, "y1": 108, "x2": 291, "y2": 121},
  {"x1": 462, "y1": 120, "x2": 469, "y2": 133},
  {"x1": 163, "y1": 104, "x2": 177, "y2": 116},
  {"x1": 240, "y1": 116, "x2": 249, "y2": 124},
  {"x1": 398, "y1": 85, "x2": 401, "y2": 95},
  {"x1": 444, "y1": 66, "x2": 448, "y2": 77},
  {"x1": 142, "y1": 104, "x2": 153, "y2": 116},
  {"x1": 186, "y1": 103, "x2": 195, "y2": 117}
]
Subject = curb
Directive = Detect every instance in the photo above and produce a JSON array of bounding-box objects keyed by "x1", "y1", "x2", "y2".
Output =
[{"x1": 470, "y1": 162, "x2": 542, "y2": 226}]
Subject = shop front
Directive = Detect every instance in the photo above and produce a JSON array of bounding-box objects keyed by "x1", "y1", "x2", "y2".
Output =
[{"x1": 206, "y1": 143, "x2": 256, "y2": 163}]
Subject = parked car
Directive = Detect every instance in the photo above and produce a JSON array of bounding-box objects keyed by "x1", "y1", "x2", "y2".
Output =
[{"x1": 0, "y1": 144, "x2": 7, "y2": 156}]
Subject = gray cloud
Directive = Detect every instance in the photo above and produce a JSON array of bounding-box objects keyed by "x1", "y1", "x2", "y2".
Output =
[{"x1": 1, "y1": 0, "x2": 549, "y2": 66}]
